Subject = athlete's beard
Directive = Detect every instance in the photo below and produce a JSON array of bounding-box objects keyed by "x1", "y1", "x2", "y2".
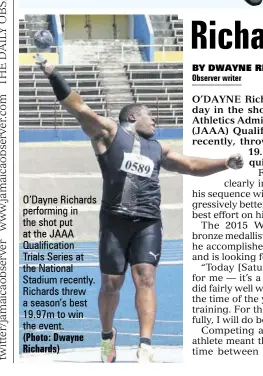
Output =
[{"x1": 136, "y1": 129, "x2": 153, "y2": 139}]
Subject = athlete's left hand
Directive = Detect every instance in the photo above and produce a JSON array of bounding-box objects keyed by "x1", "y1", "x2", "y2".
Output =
[
  {"x1": 33, "y1": 54, "x2": 54, "y2": 77},
  {"x1": 226, "y1": 154, "x2": 244, "y2": 169}
]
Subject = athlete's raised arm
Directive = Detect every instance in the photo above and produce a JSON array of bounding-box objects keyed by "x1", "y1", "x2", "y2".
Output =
[
  {"x1": 35, "y1": 56, "x2": 117, "y2": 148},
  {"x1": 161, "y1": 144, "x2": 243, "y2": 176}
]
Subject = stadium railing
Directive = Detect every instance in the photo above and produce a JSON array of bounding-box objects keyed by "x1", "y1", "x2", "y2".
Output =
[{"x1": 19, "y1": 44, "x2": 183, "y2": 63}]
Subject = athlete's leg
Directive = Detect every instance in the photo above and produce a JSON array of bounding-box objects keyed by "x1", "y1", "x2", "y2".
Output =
[
  {"x1": 99, "y1": 211, "x2": 130, "y2": 328},
  {"x1": 129, "y1": 219, "x2": 162, "y2": 339},
  {"x1": 131, "y1": 263, "x2": 156, "y2": 339},
  {"x1": 99, "y1": 273, "x2": 125, "y2": 333},
  {"x1": 98, "y1": 212, "x2": 131, "y2": 362},
  {"x1": 99, "y1": 274, "x2": 122, "y2": 363}
]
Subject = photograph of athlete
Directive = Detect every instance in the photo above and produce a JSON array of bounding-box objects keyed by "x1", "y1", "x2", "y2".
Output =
[{"x1": 34, "y1": 54, "x2": 244, "y2": 363}]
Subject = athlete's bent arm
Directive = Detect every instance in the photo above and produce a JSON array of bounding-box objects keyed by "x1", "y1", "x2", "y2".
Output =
[
  {"x1": 36, "y1": 58, "x2": 117, "y2": 143},
  {"x1": 161, "y1": 145, "x2": 243, "y2": 176}
]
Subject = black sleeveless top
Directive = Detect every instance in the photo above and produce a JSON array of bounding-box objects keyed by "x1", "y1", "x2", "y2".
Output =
[{"x1": 97, "y1": 126, "x2": 162, "y2": 219}]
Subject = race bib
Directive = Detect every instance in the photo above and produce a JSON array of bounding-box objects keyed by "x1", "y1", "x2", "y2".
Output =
[{"x1": 120, "y1": 152, "x2": 154, "y2": 178}]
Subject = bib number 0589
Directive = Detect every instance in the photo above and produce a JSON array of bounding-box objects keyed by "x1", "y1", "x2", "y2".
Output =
[
  {"x1": 125, "y1": 160, "x2": 150, "y2": 174},
  {"x1": 120, "y1": 153, "x2": 154, "y2": 178}
]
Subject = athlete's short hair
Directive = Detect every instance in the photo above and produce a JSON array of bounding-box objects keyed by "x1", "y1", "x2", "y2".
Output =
[{"x1": 119, "y1": 104, "x2": 145, "y2": 124}]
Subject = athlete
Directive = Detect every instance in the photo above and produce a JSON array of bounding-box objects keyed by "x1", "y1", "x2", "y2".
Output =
[{"x1": 35, "y1": 55, "x2": 243, "y2": 363}]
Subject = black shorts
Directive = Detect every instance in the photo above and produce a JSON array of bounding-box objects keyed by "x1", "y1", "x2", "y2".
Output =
[{"x1": 99, "y1": 211, "x2": 162, "y2": 275}]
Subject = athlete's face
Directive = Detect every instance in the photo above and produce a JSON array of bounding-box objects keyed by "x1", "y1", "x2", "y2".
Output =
[{"x1": 129, "y1": 107, "x2": 156, "y2": 138}]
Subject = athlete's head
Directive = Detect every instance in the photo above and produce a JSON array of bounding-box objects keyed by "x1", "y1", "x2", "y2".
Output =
[{"x1": 119, "y1": 104, "x2": 156, "y2": 138}]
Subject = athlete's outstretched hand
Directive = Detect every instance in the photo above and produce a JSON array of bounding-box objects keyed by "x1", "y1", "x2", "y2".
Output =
[{"x1": 226, "y1": 154, "x2": 244, "y2": 170}]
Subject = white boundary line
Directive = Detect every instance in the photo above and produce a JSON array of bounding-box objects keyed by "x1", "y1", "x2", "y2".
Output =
[{"x1": 19, "y1": 316, "x2": 182, "y2": 323}]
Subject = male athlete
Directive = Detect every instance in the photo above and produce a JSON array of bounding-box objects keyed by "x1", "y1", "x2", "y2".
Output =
[{"x1": 35, "y1": 55, "x2": 243, "y2": 363}]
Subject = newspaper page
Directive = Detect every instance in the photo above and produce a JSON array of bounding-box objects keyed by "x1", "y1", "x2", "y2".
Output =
[
  {"x1": 3, "y1": 0, "x2": 263, "y2": 373},
  {"x1": 183, "y1": 8, "x2": 263, "y2": 367}
]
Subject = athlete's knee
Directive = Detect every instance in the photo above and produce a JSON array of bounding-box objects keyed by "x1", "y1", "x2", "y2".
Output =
[
  {"x1": 132, "y1": 265, "x2": 156, "y2": 289},
  {"x1": 100, "y1": 274, "x2": 125, "y2": 293},
  {"x1": 137, "y1": 273, "x2": 155, "y2": 289}
]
